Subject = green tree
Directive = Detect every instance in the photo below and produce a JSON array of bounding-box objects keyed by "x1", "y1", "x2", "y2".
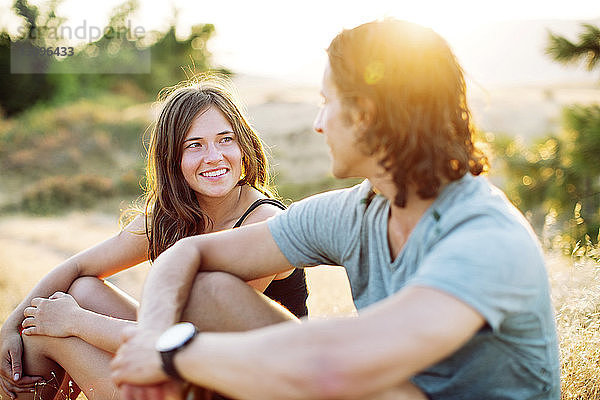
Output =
[
  {"x1": 546, "y1": 23, "x2": 600, "y2": 75},
  {"x1": 1, "y1": 0, "x2": 222, "y2": 116},
  {"x1": 493, "y1": 23, "x2": 600, "y2": 250},
  {"x1": 0, "y1": 0, "x2": 59, "y2": 115},
  {"x1": 547, "y1": 24, "x2": 600, "y2": 246}
]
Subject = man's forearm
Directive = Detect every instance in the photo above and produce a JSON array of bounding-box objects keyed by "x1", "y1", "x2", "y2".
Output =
[
  {"x1": 169, "y1": 287, "x2": 483, "y2": 399},
  {"x1": 173, "y1": 318, "x2": 392, "y2": 400},
  {"x1": 173, "y1": 321, "x2": 328, "y2": 399},
  {"x1": 138, "y1": 238, "x2": 202, "y2": 330}
]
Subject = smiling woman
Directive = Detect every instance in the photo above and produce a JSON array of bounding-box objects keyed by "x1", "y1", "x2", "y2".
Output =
[
  {"x1": 180, "y1": 108, "x2": 243, "y2": 202},
  {"x1": 0, "y1": 75, "x2": 308, "y2": 400}
]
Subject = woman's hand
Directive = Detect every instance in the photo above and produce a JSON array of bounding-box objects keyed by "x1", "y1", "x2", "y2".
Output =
[
  {"x1": 0, "y1": 327, "x2": 43, "y2": 398},
  {"x1": 21, "y1": 292, "x2": 81, "y2": 338}
]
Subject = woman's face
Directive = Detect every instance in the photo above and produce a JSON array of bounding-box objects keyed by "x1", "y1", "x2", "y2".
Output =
[{"x1": 180, "y1": 106, "x2": 243, "y2": 200}]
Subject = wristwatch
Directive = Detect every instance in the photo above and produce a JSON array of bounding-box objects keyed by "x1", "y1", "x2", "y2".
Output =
[{"x1": 155, "y1": 322, "x2": 198, "y2": 380}]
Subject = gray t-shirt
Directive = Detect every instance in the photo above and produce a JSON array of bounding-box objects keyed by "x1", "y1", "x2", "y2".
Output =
[{"x1": 268, "y1": 174, "x2": 560, "y2": 399}]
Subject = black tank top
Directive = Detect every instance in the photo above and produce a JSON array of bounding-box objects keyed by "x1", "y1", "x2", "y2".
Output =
[{"x1": 233, "y1": 198, "x2": 308, "y2": 318}]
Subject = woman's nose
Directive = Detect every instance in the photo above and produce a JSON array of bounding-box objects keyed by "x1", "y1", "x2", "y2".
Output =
[{"x1": 204, "y1": 144, "x2": 223, "y2": 162}]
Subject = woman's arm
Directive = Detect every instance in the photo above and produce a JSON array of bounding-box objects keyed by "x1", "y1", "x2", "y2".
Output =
[
  {"x1": 21, "y1": 292, "x2": 136, "y2": 353},
  {"x1": 0, "y1": 215, "x2": 148, "y2": 387},
  {"x1": 6, "y1": 215, "x2": 148, "y2": 328}
]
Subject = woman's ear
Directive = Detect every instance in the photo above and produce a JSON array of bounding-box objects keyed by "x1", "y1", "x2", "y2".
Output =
[{"x1": 349, "y1": 97, "x2": 376, "y2": 133}]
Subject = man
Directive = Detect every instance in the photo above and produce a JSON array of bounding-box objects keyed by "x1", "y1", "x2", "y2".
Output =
[{"x1": 111, "y1": 19, "x2": 560, "y2": 399}]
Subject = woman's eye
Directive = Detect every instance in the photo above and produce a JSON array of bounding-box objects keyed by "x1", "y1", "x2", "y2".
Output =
[
  {"x1": 221, "y1": 137, "x2": 234, "y2": 143},
  {"x1": 187, "y1": 142, "x2": 202, "y2": 149}
]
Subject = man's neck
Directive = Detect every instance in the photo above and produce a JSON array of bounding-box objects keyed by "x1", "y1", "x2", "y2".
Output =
[{"x1": 369, "y1": 175, "x2": 438, "y2": 260}]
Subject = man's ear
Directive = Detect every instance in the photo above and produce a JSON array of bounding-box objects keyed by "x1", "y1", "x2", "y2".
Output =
[{"x1": 349, "y1": 97, "x2": 376, "y2": 133}]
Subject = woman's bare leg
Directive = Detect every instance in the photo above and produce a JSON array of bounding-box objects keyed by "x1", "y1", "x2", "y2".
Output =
[
  {"x1": 11, "y1": 277, "x2": 138, "y2": 400},
  {"x1": 179, "y1": 272, "x2": 298, "y2": 399},
  {"x1": 9, "y1": 272, "x2": 297, "y2": 399},
  {"x1": 69, "y1": 277, "x2": 138, "y2": 319},
  {"x1": 19, "y1": 335, "x2": 118, "y2": 400},
  {"x1": 181, "y1": 271, "x2": 298, "y2": 332}
]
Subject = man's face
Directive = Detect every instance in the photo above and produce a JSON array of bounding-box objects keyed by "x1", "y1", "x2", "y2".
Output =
[{"x1": 313, "y1": 63, "x2": 373, "y2": 179}]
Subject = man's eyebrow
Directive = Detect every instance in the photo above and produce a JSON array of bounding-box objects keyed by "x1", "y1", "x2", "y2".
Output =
[{"x1": 183, "y1": 130, "x2": 235, "y2": 142}]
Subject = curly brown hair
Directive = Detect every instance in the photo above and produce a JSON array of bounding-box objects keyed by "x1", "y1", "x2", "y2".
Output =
[
  {"x1": 327, "y1": 19, "x2": 488, "y2": 207},
  {"x1": 143, "y1": 75, "x2": 274, "y2": 260}
]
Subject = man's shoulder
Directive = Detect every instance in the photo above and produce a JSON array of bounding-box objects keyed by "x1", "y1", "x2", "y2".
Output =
[
  {"x1": 429, "y1": 174, "x2": 543, "y2": 258},
  {"x1": 290, "y1": 179, "x2": 374, "y2": 212},
  {"x1": 437, "y1": 175, "x2": 529, "y2": 230}
]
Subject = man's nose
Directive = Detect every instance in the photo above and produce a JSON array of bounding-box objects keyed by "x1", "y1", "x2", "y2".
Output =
[{"x1": 313, "y1": 109, "x2": 324, "y2": 134}]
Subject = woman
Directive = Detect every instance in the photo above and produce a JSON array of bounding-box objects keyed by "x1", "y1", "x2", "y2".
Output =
[{"x1": 0, "y1": 75, "x2": 307, "y2": 399}]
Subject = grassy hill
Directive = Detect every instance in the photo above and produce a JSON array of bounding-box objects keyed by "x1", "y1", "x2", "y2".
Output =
[{"x1": 0, "y1": 87, "x2": 360, "y2": 215}]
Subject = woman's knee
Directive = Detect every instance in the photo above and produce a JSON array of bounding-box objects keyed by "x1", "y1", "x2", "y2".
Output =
[
  {"x1": 181, "y1": 272, "x2": 249, "y2": 323},
  {"x1": 67, "y1": 276, "x2": 137, "y2": 320},
  {"x1": 190, "y1": 272, "x2": 247, "y2": 301},
  {"x1": 67, "y1": 276, "x2": 102, "y2": 304}
]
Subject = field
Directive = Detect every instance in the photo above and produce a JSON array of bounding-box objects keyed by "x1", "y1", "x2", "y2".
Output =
[
  {"x1": 1, "y1": 77, "x2": 599, "y2": 398},
  {"x1": 0, "y1": 211, "x2": 357, "y2": 321},
  {"x1": 0, "y1": 211, "x2": 599, "y2": 399}
]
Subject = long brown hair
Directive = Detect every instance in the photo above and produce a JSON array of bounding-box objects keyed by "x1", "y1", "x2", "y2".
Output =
[
  {"x1": 143, "y1": 75, "x2": 274, "y2": 260},
  {"x1": 327, "y1": 19, "x2": 488, "y2": 207}
]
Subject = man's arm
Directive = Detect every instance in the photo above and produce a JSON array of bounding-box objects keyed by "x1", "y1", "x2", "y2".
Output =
[
  {"x1": 136, "y1": 221, "x2": 292, "y2": 330},
  {"x1": 177, "y1": 286, "x2": 484, "y2": 399},
  {"x1": 113, "y1": 285, "x2": 484, "y2": 399}
]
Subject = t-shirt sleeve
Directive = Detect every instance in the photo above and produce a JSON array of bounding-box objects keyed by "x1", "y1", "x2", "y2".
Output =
[
  {"x1": 406, "y1": 211, "x2": 546, "y2": 330},
  {"x1": 267, "y1": 188, "x2": 362, "y2": 268}
]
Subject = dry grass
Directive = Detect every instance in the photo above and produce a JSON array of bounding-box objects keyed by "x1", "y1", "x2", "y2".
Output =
[
  {"x1": 548, "y1": 253, "x2": 600, "y2": 398},
  {"x1": 1, "y1": 213, "x2": 599, "y2": 398}
]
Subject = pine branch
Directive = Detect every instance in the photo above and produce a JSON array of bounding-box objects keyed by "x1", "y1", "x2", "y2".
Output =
[{"x1": 546, "y1": 24, "x2": 600, "y2": 72}]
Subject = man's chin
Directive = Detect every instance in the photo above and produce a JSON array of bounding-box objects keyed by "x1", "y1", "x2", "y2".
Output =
[
  {"x1": 331, "y1": 168, "x2": 346, "y2": 179},
  {"x1": 331, "y1": 167, "x2": 356, "y2": 180}
]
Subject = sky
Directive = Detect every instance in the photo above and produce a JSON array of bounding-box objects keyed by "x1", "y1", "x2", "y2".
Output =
[{"x1": 2, "y1": 0, "x2": 600, "y2": 85}]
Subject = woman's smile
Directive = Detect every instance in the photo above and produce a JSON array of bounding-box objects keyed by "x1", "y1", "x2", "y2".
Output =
[{"x1": 200, "y1": 167, "x2": 229, "y2": 179}]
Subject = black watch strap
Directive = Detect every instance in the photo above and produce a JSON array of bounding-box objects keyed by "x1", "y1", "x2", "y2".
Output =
[
  {"x1": 156, "y1": 322, "x2": 198, "y2": 381},
  {"x1": 160, "y1": 350, "x2": 183, "y2": 380}
]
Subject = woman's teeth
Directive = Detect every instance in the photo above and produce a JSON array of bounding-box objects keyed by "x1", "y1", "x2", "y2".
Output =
[{"x1": 200, "y1": 168, "x2": 228, "y2": 178}]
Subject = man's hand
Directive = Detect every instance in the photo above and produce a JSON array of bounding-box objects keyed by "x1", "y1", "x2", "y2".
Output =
[{"x1": 111, "y1": 326, "x2": 168, "y2": 386}]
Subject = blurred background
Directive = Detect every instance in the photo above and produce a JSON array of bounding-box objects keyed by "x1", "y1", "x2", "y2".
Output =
[{"x1": 0, "y1": 0, "x2": 599, "y2": 398}]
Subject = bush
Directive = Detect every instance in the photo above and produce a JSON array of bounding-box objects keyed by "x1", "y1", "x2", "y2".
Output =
[
  {"x1": 0, "y1": 97, "x2": 148, "y2": 177},
  {"x1": 20, "y1": 174, "x2": 115, "y2": 214}
]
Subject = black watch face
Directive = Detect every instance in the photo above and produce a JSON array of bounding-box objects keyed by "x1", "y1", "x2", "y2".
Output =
[{"x1": 156, "y1": 322, "x2": 197, "y2": 352}]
